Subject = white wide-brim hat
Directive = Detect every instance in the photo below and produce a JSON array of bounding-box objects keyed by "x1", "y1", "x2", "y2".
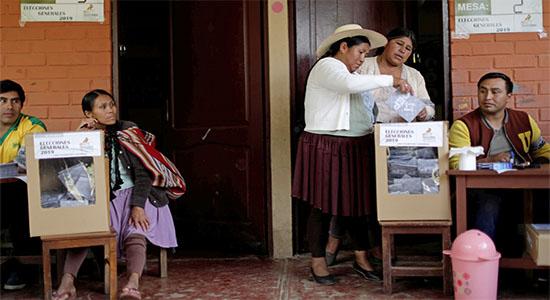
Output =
[{"x1": 316, "y1": 24, "x2": 387, "y2": 58}]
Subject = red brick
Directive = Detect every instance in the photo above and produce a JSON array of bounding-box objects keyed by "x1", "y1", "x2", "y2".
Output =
[
  {"x1": 452, "y1": 84, "x2": 477, "y2": 97},
  {"x1": 0, "y1": 67, "x2": 26, "y2": 79},
  {"x1": 86, "y1": 28, "x2": 110, "y2": 39},
  {"x1": 452, "y1": 56, "x2": 493, "y2": 69},
  {"x1": 50, "y1": 79, "x2": 90, "y2": 91},
  {"x1": 5, "y1": 53, "x2": 45, "y2": 66},
  {"x1": 539, "y1": 82, "x2": 550, "y2": 94},
  {"x1": 540, "y1": 108, "x2": 550, "y2": 121},
  {"x1": 516, "y1": 95, "x2": 550, "y2": 108},
  {"x1": 451, "y1": 70, "x2": 469, "y2": 83},
  {"x1": 513, "y1": 82, "x2": 538, "y2": 95},
  {"x1": 42, "y1": 119, "x2": 72, "y2": 132},
  {"x1": 45, "y1": 27, "x2": 87, "y2": 40},
  {"x1": 472, "y1": 42, "x2": 514, "y2": 55},
  {"x1": 47, "y1": 53, "x2": 88, "y2": 66},
  {"x1": 88, "y1": 53, "x2": 111, "y2": 65},
  {"x1": 451, "y1": 43, "x2": 471, "y2": 55},
  {"x1": 68, "y1": 65, "x2": 110, "y2": 78},
  {"x1": 452, "y1": 97, "x2": 472, "y2": 110},
  {"x1": 21, "y1": 106, "x2": 48, "y2": 118},
  {"x1": 31, "y1": 40, "x2": 73, "y2": 53},
  {"x1": 26, "y1": 92, "x2": 69, "y2": 105},
  {"x1": 463, "y1": 34, "x2": 495, "y2": 42},
  {"x1": 49, "y1": 106, "x2": 84, "y2": 118},
  {"x1": 469, "y1": 69, "x2": 513, "y2": 82},
  {"x1": 18, "y1": 79, "x2": 49, "y2": 92},
  {"x1": 494, "y1": 55, "x2": 537, "y2": 68},
  {"x1": 516, "y1": 108, "x2": 539, "y2": 119},
  {"x1": 495, "y1": 32, "x2": 541, "y2": 41},
  {"x1": 91, "y1": 79, "x2": 111, "y2": 91},
  {"x1": 539, "y1": 54, "x2": 550, "y2": 67},
  {"x1": 516, "y1": 41, "x2": 550, "y2": 54},
  {"x1": 4, "y1": 2, "x2": 20, "y2": 14},
  {"x1": 453, "y1": 111, "x2": 467, "y2": 121},
  {"x1": 26, "y1": 66, "x2": 68, "y2": 79},
  {"x1": 0, "y1": 14, "x2": 21, "y2": 28},
  {"x1": 538, "y1": 121, "x2": 550, "y2": 136},
  {"x1": 69, "y1": 92, "x2": 85, "y2": 105},
  {"x1": 515, "y1": 68, "x2": 550, "y2": 81},
  {"x1": 73, "y1": 39, "x2": 111, "y2": 52},
  {"x1": 2, "y1": 28, "x2": 44, "y2": 40},
  {"x1": 70, "y1": 119, "x2": 84, "y2": 130},
  {"x1": 0, "y1": 41, "x2": 31, "y2": 53}
]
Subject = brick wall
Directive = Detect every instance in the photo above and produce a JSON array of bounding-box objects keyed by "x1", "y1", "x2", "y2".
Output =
[
  {"x1": 0, "y1": 0, "x2": 112, "y2": 131},
  {"x1": 449, "y1": 0, "x2": 550, "y2": 141}
]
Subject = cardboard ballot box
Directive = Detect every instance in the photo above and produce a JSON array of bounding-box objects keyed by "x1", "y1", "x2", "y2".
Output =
[
  {"x1": 25, "y1": 131, "x2": 110, "y2": 237},
  {"x1": 525, "y1": 224, "x2": 550, "y2": 266},
  {"x1": 374, "y1": 121, "x2": 451, "y2": 221}
]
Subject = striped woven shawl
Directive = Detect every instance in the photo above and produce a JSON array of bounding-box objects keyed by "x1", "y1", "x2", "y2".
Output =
[{"x1": 117, "y1": 126, "x2": 186, "y2": 200}]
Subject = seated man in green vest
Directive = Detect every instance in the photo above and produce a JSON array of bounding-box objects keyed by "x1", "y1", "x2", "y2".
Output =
[
  {"x1": 449, "y1": 72, "x2": 550, "y2": 244},
  {"x1": 1, "y1": 79, "x2": 46, "y2": 290}
]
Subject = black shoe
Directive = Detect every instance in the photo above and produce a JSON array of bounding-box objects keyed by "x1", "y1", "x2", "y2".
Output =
[
  {"x1": 3, "y1": 271, "x2": 26, "y2": 290},
  {"x1": 352, "y1": 262, "x2": 381, "y2": 282},
  {"x1": 310, "y1": 268, "x2": 336, "y2": 285},
  {"x1": 325, "y1": 250, "x2": 338, "y2": 266}
]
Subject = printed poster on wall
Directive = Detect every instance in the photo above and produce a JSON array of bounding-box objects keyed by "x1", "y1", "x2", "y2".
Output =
[
  {"x1": 455, "y1": 0, "x2": 543, "y2": 34},
  {"x1": 21, "y1": 0, "x2": 104, "y2": 22}
]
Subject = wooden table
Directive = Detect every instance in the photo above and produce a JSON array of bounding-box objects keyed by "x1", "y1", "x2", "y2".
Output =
[{"x1": 448, "y1": 165, "x2": 550, "y2": 269}]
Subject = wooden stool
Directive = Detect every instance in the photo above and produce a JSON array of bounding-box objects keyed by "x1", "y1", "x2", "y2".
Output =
[
  {"x1": 380, "y1": 221, "x2": 452, "y2": 295},
  {"x1": 41, "y1": 231, "x2": 117, "y2": 300},
  {"x1": 159, "y1": 247, "x2": 167, "y2": 278}
]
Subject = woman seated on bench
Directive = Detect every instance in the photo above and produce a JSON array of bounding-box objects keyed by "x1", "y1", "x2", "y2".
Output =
[{"x1": 53, "y1": 89, "x2": 184, "y2": 300}]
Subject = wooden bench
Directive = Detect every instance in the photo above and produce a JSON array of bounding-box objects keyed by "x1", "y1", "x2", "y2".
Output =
[{"x1": 380, "y1": 220, "x2": 452, "y2": 295}]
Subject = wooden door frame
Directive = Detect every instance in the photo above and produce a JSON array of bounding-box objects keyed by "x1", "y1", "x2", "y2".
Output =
[
  {"x1": 111, "y1": 0, "x2": 275, "y2": 256},
  {"x1": 288, "y1": 0, "x2": 452, "y2": 254}
]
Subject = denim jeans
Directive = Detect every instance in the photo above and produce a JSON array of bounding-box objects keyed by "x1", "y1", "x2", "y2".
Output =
[{"x1": 469, "y1": 190, "x2": 503, "y2": 241}]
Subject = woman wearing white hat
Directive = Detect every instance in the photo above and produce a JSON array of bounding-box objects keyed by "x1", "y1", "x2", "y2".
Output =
[{"x1": 292, "y1": 24, "x2": 412, "y2": 285}]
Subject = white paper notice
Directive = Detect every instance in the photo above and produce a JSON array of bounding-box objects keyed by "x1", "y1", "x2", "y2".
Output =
[
  {"x1": 379, "y1": 122, "x2": 444, "y2": 147},
  {"x1": 455, "y1": 0, "x2": 543, "y2": 34},
  {"x1": 33, "y1": 131, "x2": 102, "y2": 159},
  {"x1": 20, "y1": 0, "x2": 104, "y2": 22}
]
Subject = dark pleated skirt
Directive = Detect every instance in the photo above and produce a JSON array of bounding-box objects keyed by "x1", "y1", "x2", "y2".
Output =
[{"x1": 292, "y1": 131, "x2": 374, "y2": 217}]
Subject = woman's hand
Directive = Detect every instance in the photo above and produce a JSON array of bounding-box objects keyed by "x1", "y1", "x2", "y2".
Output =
[
  {"x1": 393, "y1": 78, "x2": 414, "y2": 95},
  {"x1": 416, "y1": 108, "x2": 428, "y2": 121},
  {"x1": 77, "y1": 118, "x2": 99, "y2": 131},
  {"x1": 129, "y1": 206, "x2": 150, "y2": 231}
]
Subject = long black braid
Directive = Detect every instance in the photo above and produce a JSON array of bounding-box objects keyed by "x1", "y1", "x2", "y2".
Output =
[{"x1": 105, "y1": 121, "x2": 123, "y2": 196}]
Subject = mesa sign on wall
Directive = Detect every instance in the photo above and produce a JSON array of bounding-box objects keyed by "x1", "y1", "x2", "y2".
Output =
[{"x1": 455, "y1": 0, "x2": 543, "y2": 34}]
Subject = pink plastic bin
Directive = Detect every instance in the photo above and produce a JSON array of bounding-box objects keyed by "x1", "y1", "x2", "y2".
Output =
[{"x1": 443, "y1": 229, "x2": 501, "y2": 300}]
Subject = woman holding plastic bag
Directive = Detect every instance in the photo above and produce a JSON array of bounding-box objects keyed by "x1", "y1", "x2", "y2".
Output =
[
  {"x1": 53, "y1": 89, "x2": 185, "y2": 300},
  {"x1": 292, "y1": 24, "x2": 412, "y2": 285},
  {"x1": 358, "y1": 27, "x2": 435, "y2": 123},
  {"x1": 325, "y1": 27, "x2": 437, "y2": 266}
]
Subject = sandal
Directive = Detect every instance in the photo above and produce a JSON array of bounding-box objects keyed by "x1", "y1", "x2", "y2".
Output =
[
  {"x1": 52, "y1": 287, "x2": 76, "y2": 300},
  {"x1": 120, "y1": 287, "x2": 142, "y2": 300}
]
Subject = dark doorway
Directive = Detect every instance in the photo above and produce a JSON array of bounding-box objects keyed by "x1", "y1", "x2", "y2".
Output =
[
  {"x1": 291, "y1": 0, "x2": 448, "y2": 253},
  {"x1": 117, "y1": 0, "x2": 269, "y2": 256}
]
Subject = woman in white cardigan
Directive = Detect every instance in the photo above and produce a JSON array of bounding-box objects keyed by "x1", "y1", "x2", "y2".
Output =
[
  {"x1": 325, "y1": 27, "x2": 436, "y2": 270},
  {"x1": 292, "y1": 24, "x2": 411, "y2": 285}
]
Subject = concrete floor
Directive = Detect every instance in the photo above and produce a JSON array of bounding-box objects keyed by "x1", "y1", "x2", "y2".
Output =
[{"x1": 1, "y1": 251, "x2": 548, "y2": 299}]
